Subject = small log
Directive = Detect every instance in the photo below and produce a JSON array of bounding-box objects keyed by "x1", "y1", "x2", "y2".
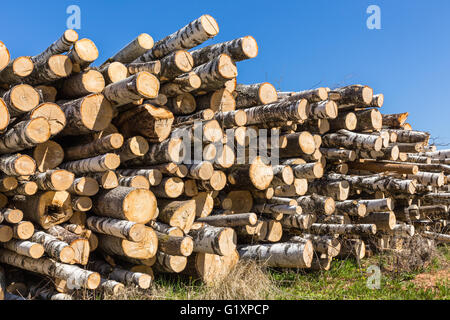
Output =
[
  {"x1": 0, "y1": 118, "x2": 50, "y2": 154},
  {"x1": 123, "y1": 137, "x2": 184, "y2": 166},
  {"x1": 59, "y1": 93, "x2": 113, "y2": 136},
  {"x1": 280, "y1": 214, "x2": 313, "y2": 230},
  {"x1": 60, "y1": 69, "x2": 105, "y2": 98},
  {"x1": 382, "y1": 112, "x2": 409, "y2": 128},
  {"x1": 89, "y1": 260, "x2": 151, "y2": 289},
  {"x1": 23, "y1": 55, "x2": 72, "y2": 86},
  {"x1": 309, "y1": 223, "x2": 377, "y2": 236},
  {"x1": 118, "y1": 175, "x2": 150, "y2": 189},
  {"x1": 151, "y1": 177, "x2": 184, "y2": 198},
  {"x1": 102, "y1": 72, "x2": 159, "y2": 107},
  {"x1": 159, "y1": 72, "x2": 201, "y2": 97},
  {"x1": 328, "y1": 112, "x2": 357, "y2": 131},
  {"x1": 153, "y1": 251, "x2": 187, "y2": 273},
  {"x1": 191, "y1": 54, "x2": 237, "y2": 94},
  {"x1": 67, "y1": 38, "x2": 99, "y2": 71},
  {"x1": 347, "y1": 161, "x2": 419, "y2": 175},
  {"x1": 86, "y1": 170, "x2": 119, "y2": 189},
  {"x1": 238, "y1": 241, "x2": 313, "y2": 268},
  {"x1": 182, "y1": 251, "x2": 239, "y2": 284},
  {"x1": 59, "y1": 153, "x2": 120, "y2": 174},
  {"x1": 2, "y1": 84, "x2": 40, "y2": 117},
  {"x1": 64, "y1": 133, "x2": 124, "y2": 161},
  {"x1": 322, "y1": 129, "x2": 383, "y2": 151},
  {"x1": 30, "y1": 169, "x2": 75, "y2": 191},
  {"x1": 328, "y1": 85, "x2": 373, "y2": 106},
  {"x1": 71, "y1": 196, "x2": 92, "y2": 212},
  {"x1": 359, "y1": 211, "x2": 396, "y2": 231},
  {"x1": 0, "y1": 176, "x2": 17, "y2": 192},
  {"x1": 196, "y1": 88, "x2": 236, "y2": 112},
  {"x1": 32, "y1": 140, "x2": 65, "y2": 172},
  {"x1": 0, "y1": 56, "x2": 34, "y2": 85},
  {"x1": 127, "y1": 61, "x2": 161, "y2": 76},
  {"x1": 0, "y1": 249, "x2": 100, "y2": 289},
  {"x1": 98, "y1": 62, "x2": 128, "y2": 84},
  {"x1": 337, "y1": 239, "x2": 366, "y2": 260},
  {"x1": 190, "y1": 36, "x2": 258, "y2": 67},
  {"x1": 159, "y1": 50, "x2": 193, "y2": 81},
  {"x1": 31, "y1": 231, "x2": 75, "y2": 263},
  {"x1": 86, "y1": 216, "x2": 145, "y2": 242},
  {"x1": 421, "y1": 231, "x2": 450, "y2": 243},
  {"x1": 0, "y1": 208, "x2": 23, "y2": 224},
  {"x1": 149, "y1": 221, "x2": 184, "y2": 237},
  {"x1": 0, "y1": 40, "x2": 10, "y2": 72},
  {"x1": 227, "y1": 156, "x2": 273, "y2": 190},
  {"x1": 0, "y1": 225, "x2": 13, "y2": 242},
  {"x1": 96, "y1": 226, "x2": 157, "y2": 260},
  {"x1": 116, "y1": 136, "x2": 150, "y2": 162},
  {"x1": 134, "y1": 14, "x2": 219, "y2": 62},
  {"x1": 103, "y1": 33, "x2": 154, "y2": 65},
  {"x1": 189, "y1": 224, "x2": 236, "y2": 256},
  {"x1": 234, "y1": 83, "x2": 277, "y2": 109},
  {"x1": 114, "y1": 104, "x2": 174, "y2": 142},
  {"x1": 155, "y1": 231, "x2": 193, "y2": 257},
  {"x1": 327, "y1": 173, "x2": 417, "y2": 194},
  {"x1": 68, "y1": 177, "x2": 99, "y2": 196},
  {"x1": 0, "y1": 153, "x2": 36, "y2": 176},
  {"x1": 335, "y1": 200, "x2": 367, "y2": 217},
  {"x1": 197, "y1": 213, "x2": 257, "y2": 227},
  {"x1": 12, "y1": 191, "x2": 73, "y2": 228},
  {"x1": 157, "y1": 199, "x2": 196, "y2": 233},
  {"x1": 296, "y1": 194, "x2": 335, "y2": 215},
  {"x1": 3, "y1": 240, "x2": 44, "y2": 259},
  {"x1": 46, "y1": 225, "x2": 90, "y2": 265}
]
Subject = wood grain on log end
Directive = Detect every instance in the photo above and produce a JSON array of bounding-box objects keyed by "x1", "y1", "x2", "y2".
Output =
[{"x1": 29, "y1": 103, "x2": 67, "y2": 136}]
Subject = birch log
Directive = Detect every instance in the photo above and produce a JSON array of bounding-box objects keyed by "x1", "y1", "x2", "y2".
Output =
[
  {"x1": 93, "y1": 187, "x2": 157, "y2": 224},
  {"x1": 0, "y1": 118, "x2": 50, "y2": 154},
  {"x1": 190, "y1": 36, "x2": 258, "y2": 67},
  {"x1": 0, "y1": 249, "x2": 100, "y2": 289},
  {"x1": 134, "y1": 14, "x2": 219, "y2": 62},
  {"x1": 102, "y1": 72, "x2": 159, "y2": 107},
  {"x1": 238, "y1": 241, "x2": 313, "y2": 268}
]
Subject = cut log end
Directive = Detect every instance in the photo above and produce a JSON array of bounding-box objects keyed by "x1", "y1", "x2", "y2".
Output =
[{"x1": 136, "y1": 72, "x2": 160, "y2": 99}]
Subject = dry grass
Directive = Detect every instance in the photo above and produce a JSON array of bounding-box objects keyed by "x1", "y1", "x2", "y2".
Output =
[
  {"x1": 195, "y1": 260, "x2": 277, "y2": 300},
  {"x1": 102, "y1": 260, "x2": 277, "y2": 300}
]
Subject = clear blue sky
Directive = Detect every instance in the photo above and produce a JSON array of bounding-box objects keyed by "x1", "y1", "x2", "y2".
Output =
[{"x1": 1, "y1": 0, "x2": 449, "y2": 144}]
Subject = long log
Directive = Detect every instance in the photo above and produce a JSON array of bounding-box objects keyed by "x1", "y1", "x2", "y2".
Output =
[
  {"x1": 134, "y1": 14, "x2": 219, "y2": 62},
  {"x1": 0, "y1": 249, "x2": 100, "y2": 289},
  {"x1": 238, "y1": 242, "x2": 313, "y2": 268},
  {"x1": 0, "y1": 118, "x2": 50, "y2": 154}
]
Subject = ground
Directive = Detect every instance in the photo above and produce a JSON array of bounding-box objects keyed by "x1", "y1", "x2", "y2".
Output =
[{"x1": 97, "y1": 244, "x2": 449, "y2": 300}]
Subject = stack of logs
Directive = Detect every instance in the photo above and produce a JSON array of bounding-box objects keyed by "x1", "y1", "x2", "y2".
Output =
[{"x1": 0, "y1": 14, "x2": 448, "y2": 301}]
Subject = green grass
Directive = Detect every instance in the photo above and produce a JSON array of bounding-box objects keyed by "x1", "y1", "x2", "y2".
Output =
[{"x1": 103, "y1": 245, "x2": 449, "y2": 300}]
